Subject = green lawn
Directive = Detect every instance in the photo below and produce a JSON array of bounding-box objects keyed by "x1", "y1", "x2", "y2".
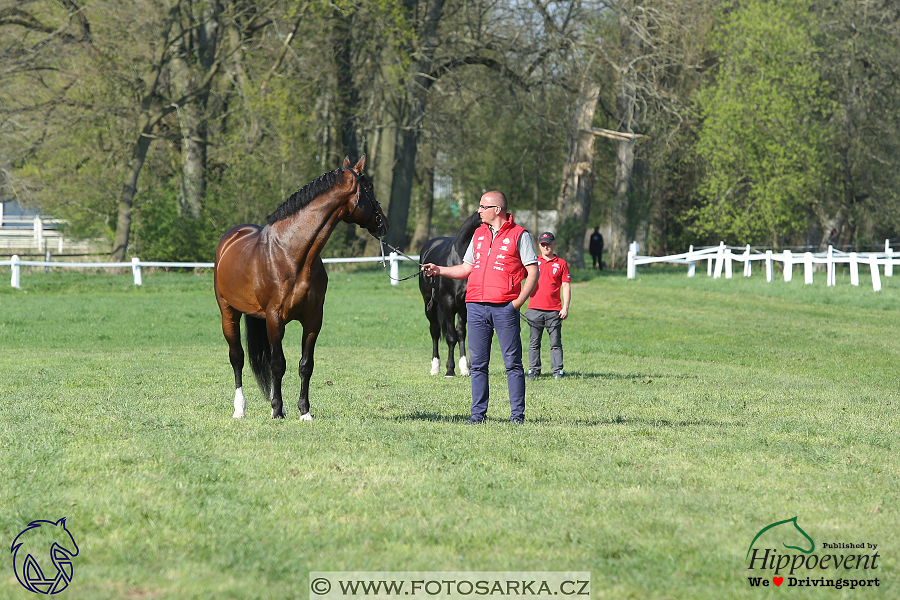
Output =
[{"x1": 0, "y1": 265, "x2": 897, "y2": 599}]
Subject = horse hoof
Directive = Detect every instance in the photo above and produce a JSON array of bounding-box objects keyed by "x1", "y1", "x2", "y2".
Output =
[
  {"x1": 430, "y1": 358, "x2": 440, "y2": 375},
  {"x1": 444, "y1": 374, "x2": 455, "y2": 378},
  {"x1": 300, "y1": 413, "x2": 313, "y2": 421},
  {"x1": 232, "y1": 412, "x2": 245, "y2": 419},
  {"x1": 271, "y1": 408, "x2": 286, "y2": 419}
]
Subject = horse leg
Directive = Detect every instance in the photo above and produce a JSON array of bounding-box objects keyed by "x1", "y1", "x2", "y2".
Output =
[
  {"x1": 221, "y1": 306, "x2": 246, "y2": 418},
  {"x1": 428, "y1": 313, "x2": 441, "y2": 375},
  {"x1": 265, "y1": 315, "x2": 287, "y2": 419},
  {"x1": 457, "y1": 306, "x2": 470, "y2": 376},
  {"x1": 297, "y1": 325, "x2": 320, "y2": 421},
  {"x1": 444, "y1": 300, "x2": 458, "y2": 377}
]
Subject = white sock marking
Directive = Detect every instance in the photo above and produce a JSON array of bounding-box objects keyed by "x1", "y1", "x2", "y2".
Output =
[
  {"x1": 459, "y1": 356, "x2": 470, "y2": 377},
  {"x1": 232, "y1": 387, "x2": 246, "y2": 418},
  {"x1": 430, "y1": 357, "x2": 440, "y2": 375}
]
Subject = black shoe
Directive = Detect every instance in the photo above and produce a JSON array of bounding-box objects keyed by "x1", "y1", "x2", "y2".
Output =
[
  {"x1": 510, "y1": 416, "x2": 525, "y2": 425},
  {"x1": 553, "y1": 371, "x2": 565, "y2": 379},
  {"x1": 464, "y1": 417, "x2": 485, "y2": 425},
  {"x1": 526, "y1": 369, "x2": 539, "y2": 381}
]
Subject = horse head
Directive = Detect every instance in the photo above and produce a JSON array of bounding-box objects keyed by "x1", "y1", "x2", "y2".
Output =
[{"x1": 340, "y1": 155, "x2": 388, "y2": 239}]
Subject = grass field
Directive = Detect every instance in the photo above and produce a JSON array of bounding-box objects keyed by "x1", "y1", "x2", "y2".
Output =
[{"x1": 0, "y1": 264, "x2": 897, "y2": 599}]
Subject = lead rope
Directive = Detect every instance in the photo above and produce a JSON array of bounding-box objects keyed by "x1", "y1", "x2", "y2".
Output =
[{"x1": 378, "y1": 236, "x2": 425, "y2": 282}]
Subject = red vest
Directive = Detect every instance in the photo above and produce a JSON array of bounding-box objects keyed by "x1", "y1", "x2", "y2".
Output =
[{"x1": 466, "y1": 215, "x2": 528, "y2": 303}]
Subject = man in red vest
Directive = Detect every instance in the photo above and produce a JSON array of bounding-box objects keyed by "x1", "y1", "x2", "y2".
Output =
[
  {"x1": 525, "y1": 232, "x2": 571, "y2": 380},
  {"x1": 422, "y1": 191, "x2": 539, "y2": 424}
]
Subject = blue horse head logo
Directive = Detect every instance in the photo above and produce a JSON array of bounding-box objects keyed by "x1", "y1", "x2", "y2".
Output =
[{"x1": 11, "y1": 518, "x2": 79, "y2": 594}]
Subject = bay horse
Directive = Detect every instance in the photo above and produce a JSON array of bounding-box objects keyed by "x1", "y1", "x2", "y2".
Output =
[
  {"x1": 214, "y1": 156, "x2": 387, "y2": 419},
  {"x1": 418, "y1": 211, "x2": 481, "y2": 377}
]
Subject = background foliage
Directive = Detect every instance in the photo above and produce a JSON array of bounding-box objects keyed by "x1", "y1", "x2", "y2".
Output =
[{"x1": 1, "y1": 0, "x2": 899, "y2": 261}]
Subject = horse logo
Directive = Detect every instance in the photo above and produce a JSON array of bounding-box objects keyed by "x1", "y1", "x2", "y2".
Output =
[
  {"x1": 746, "y1": 516, "x2": 815, "y2": 560},
  {"x1": 11, "y1": 518, "x2": 79, "y2": 594}
]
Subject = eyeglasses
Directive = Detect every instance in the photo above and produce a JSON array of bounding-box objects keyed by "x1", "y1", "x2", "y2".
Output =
[{"x1": 478, "y1": 204, "x2": 499, "y2": 211}]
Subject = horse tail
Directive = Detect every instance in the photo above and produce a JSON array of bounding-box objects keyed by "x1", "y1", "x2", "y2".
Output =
[{"x1": 244, "y1": 315, "x2": 273, "y2": 399}]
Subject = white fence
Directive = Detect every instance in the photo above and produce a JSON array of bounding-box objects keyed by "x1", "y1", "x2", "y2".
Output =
[
  {"x1": 627, "y1": 240, "x2": 898, "y2": 292},
  {"x1": 0, "y1": 253, "x2": 420, "y2": 289}
]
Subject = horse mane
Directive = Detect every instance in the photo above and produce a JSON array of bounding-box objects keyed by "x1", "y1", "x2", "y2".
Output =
[{"x1": 266, "y1": 169, "x2": 341, "y2": 224}]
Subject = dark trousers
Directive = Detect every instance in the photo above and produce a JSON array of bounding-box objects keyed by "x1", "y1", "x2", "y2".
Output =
[
  {"x1": 526, "y1": 308, "x2": 563, "y2": 375},
  {"x1": 591, "y1": 252, "x2": 603, "y2": 269},
  {"x1": 467, "y1": 301, "x2": 525, "y2": 420}
]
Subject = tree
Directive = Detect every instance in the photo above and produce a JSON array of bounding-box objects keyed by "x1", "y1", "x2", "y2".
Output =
[{"x1": 689, "y1": 0, "x2": 837, "y2": 247}]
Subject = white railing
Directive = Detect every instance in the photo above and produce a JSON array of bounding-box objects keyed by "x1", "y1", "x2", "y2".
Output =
[
  {"x1": 0, "y1": 252, "x2": 420, "y2": 289},
  {"x1": 627, "y1": 240, "x2": 897, "y2": 292}
]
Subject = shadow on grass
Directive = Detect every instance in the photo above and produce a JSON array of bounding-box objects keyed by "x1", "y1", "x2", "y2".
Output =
[
  {"x1": 393, "y1": 411, "x2": 742, "y2": 428},
  {"x1": 528, "y1": 371, "x2": 700, "y2": 380}
]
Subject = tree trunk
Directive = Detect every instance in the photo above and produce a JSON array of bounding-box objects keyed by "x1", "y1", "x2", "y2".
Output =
[
  {"x1": 361, "y1": 117, "x2": 398, "y2": 255},
  {"x1": 610, "y1": 137, "x2": 635, "y2": 267},
  {"x1": 386, "y1": 125, "x2": 419, "y2": 250},
  {"x1": 555, "y1": 81, "x2": 600, "y2": 268},
  {"x1": 112, "y1": 125, "x2": 154, "y2": 261},
  {"x1": 410, "y1": 162, "x2": 435, "y2": 252}
]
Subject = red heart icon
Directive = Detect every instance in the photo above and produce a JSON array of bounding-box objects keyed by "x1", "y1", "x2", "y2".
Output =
[{"x1": 773, "y1": 577, "x2": 783, "y2": 586}]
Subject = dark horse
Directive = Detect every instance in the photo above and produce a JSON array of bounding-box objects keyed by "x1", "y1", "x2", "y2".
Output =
[
  {"x1": 418, "y1": 211, "x2": 481, "y2": 377},
  {"x1": 214, "y1": 156, "x2": 387, "y2": 419}
]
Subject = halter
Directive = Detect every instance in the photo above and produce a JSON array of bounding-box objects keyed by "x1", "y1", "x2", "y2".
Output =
[{"x1": 340, "y1": 167, "x2": 384, "y2": 234}]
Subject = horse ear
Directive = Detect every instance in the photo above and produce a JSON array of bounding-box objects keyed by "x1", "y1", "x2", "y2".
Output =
[
  {"x1": 342, "y1": 156, "x2": 351, "y2": 167},
  {"x1": 354, "y1": 154, "x2": 366, "y2": 173}
]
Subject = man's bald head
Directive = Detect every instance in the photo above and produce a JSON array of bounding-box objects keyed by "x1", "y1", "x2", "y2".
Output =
[{"x1": 481, "y1": 191, "x2": 507, "y2": 211}]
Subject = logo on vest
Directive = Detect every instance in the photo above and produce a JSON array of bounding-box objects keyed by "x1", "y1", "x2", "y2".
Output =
[{"x1": 503, "y1": 237, "x2": 511, "y2": 244}]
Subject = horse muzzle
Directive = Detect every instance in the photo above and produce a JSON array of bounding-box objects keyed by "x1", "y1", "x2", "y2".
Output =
[{"x1": 369, "y1": 212, "x2": 389, "y2": 238}]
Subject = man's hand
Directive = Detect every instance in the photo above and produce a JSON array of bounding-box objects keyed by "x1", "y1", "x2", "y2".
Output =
[
  {"x1": 422, "y1": 263, "x2": 440, "y2": 277},
  {"x1": 559, "y1": 308, "x2": 568, "y2": 320}
]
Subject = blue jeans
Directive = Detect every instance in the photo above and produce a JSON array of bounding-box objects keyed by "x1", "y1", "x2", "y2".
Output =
[{"x1": 466, "y1": 301, "x2": 526, "y2": 420}]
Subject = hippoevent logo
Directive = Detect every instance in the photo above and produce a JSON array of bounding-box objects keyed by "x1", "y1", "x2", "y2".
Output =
[
  {"x1": 10, "y1": 518, "x2": 79, "y2": 594},
  {"x1": 746, "y1": 517, "x2": 881, "y2": 590}
]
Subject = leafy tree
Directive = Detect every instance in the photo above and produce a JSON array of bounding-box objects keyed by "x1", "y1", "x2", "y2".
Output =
[{"x1": 688, "y1": 0, "x2": 837, "y2": 247}]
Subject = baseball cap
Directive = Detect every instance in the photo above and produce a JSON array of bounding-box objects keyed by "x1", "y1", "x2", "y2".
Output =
[{"x1": 538, "y1": 232, "x2": 555, "y2": 243}]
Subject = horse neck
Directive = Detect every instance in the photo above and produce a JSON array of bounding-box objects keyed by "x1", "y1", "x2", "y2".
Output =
[
  {"x1": 452, "y1": 214, "x2": 482, "y2": 256},
  {"x1": 267, "y1": 191, "x2": 351, "y2": 264}
]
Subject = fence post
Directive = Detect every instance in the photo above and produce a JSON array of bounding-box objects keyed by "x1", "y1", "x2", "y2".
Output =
[
  {"x1": 885, "y1": 239, "x2": 893, "y2": 277},
  {"x1": 707, "y1": 256, "x2": 713, "y2": 277},
  {"x1": 11, "y1": 254, "x2": 20, "y2": 288},
  {"x1": 870, "y1": 254, "x2": 882, "y2": 292},
  {"x1": 743, "y1": 245, "x2": 751, "y2": 277},
  {"x1": 765, "y1": 250, "x2": 773, "y2": 282},
  {"x1": 783, "y1": 250, "x2": 793, "y2": 282},
  {"x1": 804, "y1": 252, "x2": 813, "y2": 284},
  {"x1": 627, "y1": 248, "x2": 636, "y2": 279},
  {"x1": 827, "y1": 245, "x2": 834, "y2": 286},
  {"x1": 713, "y1": 242, "x2": 724, "y2": 278},
  {"x1": 687, "y1": 245, "x2": 695, "y2": 277},
  {"x1": 849, "y1": 252, "x2": 859, "y2": 286},
  {"x1": 131, "y1": 257, "x2": 142, "y2": 286},
  {"x1": 34, "y1": 215, "x2": 43, "y2": 251},
  {"x1": 724, "y1": 248, "x2": 733, "y2": 278},
  {"x1": 390, "y1": 251, "x2": 399, "y2": 286},
  {"x1": 44, "y1": 246, "x2": 51, "y2": 274}
]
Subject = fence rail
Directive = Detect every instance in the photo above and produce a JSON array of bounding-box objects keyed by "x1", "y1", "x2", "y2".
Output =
[
  {"x1": 0, "y1": 253, "x2": 421, "y2": 289},
  {"x1": 627, "y1": 240, "x2": 897, "y2": 291}
]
